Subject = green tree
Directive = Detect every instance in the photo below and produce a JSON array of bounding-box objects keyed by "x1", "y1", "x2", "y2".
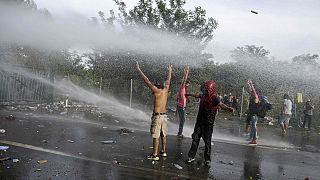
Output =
[
  {"x1": 292, "y1": 54, "x2": 319, "y2": 66},
  {"x1": 230, "y1": 45, "x2": 270, "y2": 62},
  {"x1": 100, "y1": 0, "x2": 218, "y2": 53}
]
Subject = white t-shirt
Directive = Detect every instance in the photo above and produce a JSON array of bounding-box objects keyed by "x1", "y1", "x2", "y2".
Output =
[{"x1": 283, "y1": 99, "x2": 292, "y2": 115}]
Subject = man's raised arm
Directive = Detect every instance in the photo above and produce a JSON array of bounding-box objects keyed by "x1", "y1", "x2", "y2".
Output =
[
  {"x1": 136, "y1": 62, "x2": 156, "y2": 91},
  {"x1": 181, "y1": 66, "x2": 189, "y2": 86},
  {"x1": 247, "y1": 80, "x2": 259, "y2": 103},
  {"x1": 165, "y1": 64, "x2": 172, "y2": 89}
]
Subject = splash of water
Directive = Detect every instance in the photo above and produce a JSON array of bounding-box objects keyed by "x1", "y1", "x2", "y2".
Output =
[
  {"x1": 0, "y1": 63, "x2": 150, "y2": 126},
  {"x1": 0, "y1": 2, "x2": 199, "y2": 56}
]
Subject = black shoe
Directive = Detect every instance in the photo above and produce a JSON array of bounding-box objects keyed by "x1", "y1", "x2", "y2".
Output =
[{"x1": 177, "y1": 134, "x2": 184, "y2": 138}]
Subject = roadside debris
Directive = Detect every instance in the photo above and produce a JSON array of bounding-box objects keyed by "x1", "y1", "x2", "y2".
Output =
[
  {"x1": 0, "y1": 157, "x2": 11, "y2": 162},
  {"x1": 0, "y1": 129, "x2": 6, "y2": 134},
  {"x1": 118, "y1": 128, "x2": 134, "y2": 135},
  {"x1": 12, "y1": 159, "x2": 19, "y2": 163},
  {"x1": 0, "y1": 146, "x2": 9, "y2": 151},
  {"x1": 6, "y1": 115, "x2": 16, "y2": 121},
  {"x1": 42, "y1": 140, "x2": 48, "y2": 143},
  {"x1": 37, "y1": 160, "x2": 48, "y2": 164},
  {"x1": 67, "y1": 140, "x2": 74, "y2": 143},
  {"x1": 101, "y1": 140, "x2": 116, "y2": 144},
  {"x1": 173, "y1": 163, "x2": 183, "y2": 170},
  {"x1": 34, "y1": 169, "x2": 42, "y2": 172},
  {"x1": 268, "y1": 122, "x2": 274, "y2": 126},
  {"x1": 228, "y1": 161, "x2": 234, "y2": 165},
  {"x1": 37, "y1": 125, "x2": 45, "y2": 128},
  {"x1": 219, "y1": 160, "x2": 226, "y2": 164},
  {"x1": 112, "y1": 160, "x2": 121, "y2": 165}
]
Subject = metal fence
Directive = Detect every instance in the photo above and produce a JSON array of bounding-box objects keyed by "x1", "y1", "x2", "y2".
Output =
[{"x1": 0, "y1": 67, "x2": 53, "y2": 104}]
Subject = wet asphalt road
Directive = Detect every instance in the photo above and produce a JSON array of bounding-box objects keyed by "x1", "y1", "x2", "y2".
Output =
[{"x1": 0, "y1": 110, "x2": 320, "y2": 180}]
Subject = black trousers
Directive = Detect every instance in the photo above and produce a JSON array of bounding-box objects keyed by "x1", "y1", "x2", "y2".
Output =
[
  {"x1": 188, "y1": 122, "x2": 214, "y2": 161},
  {"x1": 303, "y1": 114, "x2": 312, "y2": 129}
]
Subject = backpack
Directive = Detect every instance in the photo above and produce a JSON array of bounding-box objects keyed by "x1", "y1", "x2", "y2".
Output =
[{"x1": 256, "y1": 96, "x2": 272, "y2": 118}]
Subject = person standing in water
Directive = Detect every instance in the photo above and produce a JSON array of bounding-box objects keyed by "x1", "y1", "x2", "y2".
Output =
[
  {"x1": 302, "y1": 99, "x2": 314, "y2": 129},
  {"x1": 186, "y1": 80, "x2": 234, "y2": 166},
  {"x1": 176, "y1": 66, "x2": 190, "y2": 138},
  {"x1": 278, "y1": 94, "x2": 292, "y2": 135},
  {"x1": 136, "y1": 62, "x2": 172, "y2": 161},
  {"x1": 247, "y1": 80, "x2": 259, "y2": 145}
]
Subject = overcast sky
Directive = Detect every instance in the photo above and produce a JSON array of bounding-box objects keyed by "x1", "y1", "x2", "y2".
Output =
[{"x1": 34, "y1": 0, "x2": 320, "y2": 63}]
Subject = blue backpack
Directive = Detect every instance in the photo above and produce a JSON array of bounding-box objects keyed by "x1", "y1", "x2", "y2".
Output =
[{"x1": 257, "y1": 96, "x2": 272, "y2": 118}]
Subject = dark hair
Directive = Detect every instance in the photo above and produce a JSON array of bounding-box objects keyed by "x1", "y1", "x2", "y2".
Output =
[
  {"x1": 154, "y1": 81, "x2": 164, "y2": 89},
  {"x1": 283, "y1": 94, "x2": 289, "y2": 99}
]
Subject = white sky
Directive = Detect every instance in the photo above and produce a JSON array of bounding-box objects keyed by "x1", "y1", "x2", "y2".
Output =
[{"x1": 34, "y1": 0, "x2": 320, "y2": 63}]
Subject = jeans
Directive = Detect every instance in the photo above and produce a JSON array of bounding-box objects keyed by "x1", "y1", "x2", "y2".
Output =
[
  {"x1": 177, "y1": 106, "x2": 186, "y2": 135},
  {"x1": 249, "y1": 115, "x2": 258, "y2": 140},
  {"x1": 188, "y1": 122, "x2": 214, "y2": 161}
]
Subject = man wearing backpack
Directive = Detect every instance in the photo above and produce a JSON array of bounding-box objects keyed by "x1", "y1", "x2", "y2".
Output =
[{"x1": 278, "y1": 94, "x2": 292, "y2": 135}]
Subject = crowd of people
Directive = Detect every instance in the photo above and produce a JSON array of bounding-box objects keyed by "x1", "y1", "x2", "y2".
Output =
[{"x1": 136, "y1": 63, "x2": 316, "y2": 166}]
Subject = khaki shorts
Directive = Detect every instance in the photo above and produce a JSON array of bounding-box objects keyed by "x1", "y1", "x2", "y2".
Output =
[
  {"x1": 150, "y1": 115, "x2": 168, "y2": 138},
  {"x1": 278, "y1": 114, "x2": 291, "y2": 124}
]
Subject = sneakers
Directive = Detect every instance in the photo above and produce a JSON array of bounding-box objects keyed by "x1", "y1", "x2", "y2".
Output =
[
  {"x1": 186, "y1": 157, "x2": 195, "y2": 163},
  {"x1": 147, "y1": 154, "x2": 159, "y2": 161},
  {"x1": 249, "y1": 140, "x2": 257, "y2": 146},
  {"x1": 204, "y1": 160, "x2": 211, "y2": 166},
  {"x1": 159, "y1": 151, "x2": 167, "y2": 157}
]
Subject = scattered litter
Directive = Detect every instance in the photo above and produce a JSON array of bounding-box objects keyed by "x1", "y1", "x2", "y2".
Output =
[
  {"x1": 0, "y1": 146, "x2": 9, "y2": 151},
  {"x1": 101, "y1": 140, "x2": 116, "y2": 144},
  {"x1": 42, "y1": 140, "x2": 48, "y2": 143},
  {"x1": 173, "y1": 163, "x2": 183, "y2": 170},
  {"x1": 211, "y1": 142, "x2": 214, "y2": 146},
  {"x1": 0, "y1": 157, "x2": 11, "y2": 162},
  {"x1": 78, "y1": 152, "x2": 82, "y2": 155},
  {"x1": 102, "y1": 127, "x2": 107, "y2": 129},
  {"x1": 12, "y1": 159, "x2": 19, "y2": 163},
  {"x1": 6, "y1": 115, "x2": 16, "y2": 121},
  {"x1": 112, "y1": 160, "x2": 121, "y2": 165},
  {"x1": 152, "y1": 161, "x2": 155, "y2": 165},
  {"x1": 60, "y1": 111, "x2": 67, "y2": 115},
  {"x1": 0, "y1": 129, "x2": 6, "y2": 134},
  {"x1": 37, "y1": 160, "x2": 48, "y2": 164},
  {"x1": 228, "y1": 161, "x2": 234, "y2": 165},
  {"x1": 148, "y1": 147, "x2": 153, "y2": 149},
  {"x1": 67, "y1": 140, "x2": 74, "y2": 143},
  {"x1": 219, "y1": 160, "x2": 226, "y2": 164},
  {"x1": 268, "y1": 122, "x2": 274, "y2": 126},
  {"x1": 118, "y1": 128, "x2": 134, "y2": 135},
  {"x1": 114, "y1": 120, "x2": 119, "y2": 123},
  {"x1": 34, "y1": 169, "x2": 42, "y2": 172},
  {"x1": 37, "y1": 125, "x2": 45, "y2": 128}
]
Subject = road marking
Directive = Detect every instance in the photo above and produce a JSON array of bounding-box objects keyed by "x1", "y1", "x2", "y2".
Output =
[{"x1": 0, "y1": 140, "x2": 199, "y2": 179}]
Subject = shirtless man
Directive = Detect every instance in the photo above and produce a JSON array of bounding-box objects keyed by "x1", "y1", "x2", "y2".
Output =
[{"x1": 136, "y1": 62, "x2": 172, "y2": 161}]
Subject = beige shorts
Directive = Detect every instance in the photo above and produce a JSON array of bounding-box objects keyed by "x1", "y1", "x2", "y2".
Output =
[{"x1": 150, "y1": 115, "x2": 168, "y2": 138}]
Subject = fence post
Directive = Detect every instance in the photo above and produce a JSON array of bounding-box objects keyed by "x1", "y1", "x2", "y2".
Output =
[{"x1": 130, "y1": 79, "x2": 133, "y2": 108}]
